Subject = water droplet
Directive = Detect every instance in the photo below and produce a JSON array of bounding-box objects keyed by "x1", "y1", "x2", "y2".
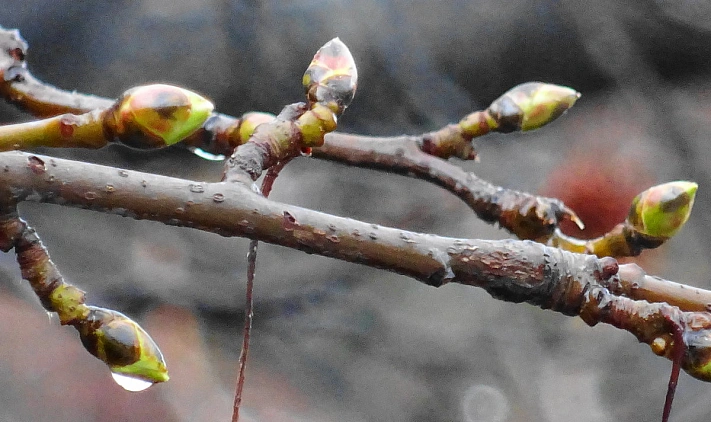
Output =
[
  {"x1": 651, "y1": 337, "x2": 667, "y2": 356},
  {"x1": 111, "y1": 372, "x2": 154, "y2": 392},
  {"x1": 84, "y1": 191, "x2": 97, "y2": 200},
  {"x1": 118, "y1": 170, "x2": 129, "y2": 177},
  {"x1": 213, "y1": 193, "x2": 225, "y2": 202},
  {"x1": 189, "y1": 183, "x2": 205, "y2": 193},
  {"x1": 238, "y1": 220, "x2": 255, "y2": 232}
]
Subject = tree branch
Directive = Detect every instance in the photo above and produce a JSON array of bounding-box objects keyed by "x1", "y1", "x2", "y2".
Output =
[
  {"x1": 0, "y1": 25, "x2": 584, "y2": 240},
  {"x1": 3, "y1": 149, "x2": 711, "y2": 388}
]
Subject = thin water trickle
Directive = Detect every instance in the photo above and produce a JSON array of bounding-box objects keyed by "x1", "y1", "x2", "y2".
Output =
[
  {"x1": 190, "y1": 147, "x2": 225, "y2": 161},
  {"x1": 46, "y1": 311, "x2": 59, "y2": 325},
  {"x1": 111, "y1": 372, "x2": 154, "y2": 392}
]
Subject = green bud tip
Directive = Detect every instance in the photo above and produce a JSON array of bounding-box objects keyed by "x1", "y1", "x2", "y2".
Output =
[
  {"x1": 117, "y1": 84, "x2": 214, "y2": 147},
  {"x1": 488, "y1": 82, "x2": 580, "y2": 133},
  {"x1": 627, "y1": 181, "x2": 697, "y2": 239},
  {"x1": 302, "y1": 37, "x2": 358, "y2": 114}
]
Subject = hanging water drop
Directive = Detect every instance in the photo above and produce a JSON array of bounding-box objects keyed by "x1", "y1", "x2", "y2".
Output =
[{"x1": 111, "y1": 372, "x2": 154, "y2": 392}]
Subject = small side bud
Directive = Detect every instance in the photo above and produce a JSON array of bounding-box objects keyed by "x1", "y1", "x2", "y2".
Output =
[
  {"x1": 113, "y1": 84, "x2": 214, "y2": 148},
  {"x1": 627, "y1": 181, "x2": 697, "y2": 239},
  {"x1": 238, "y1": 112, "x2": 276, "y2": 142},
  {"x1": 77, "y1": 307, "x2": 169, "y2": 385},
  {"x1": 295, "y1": 103, "x2": 337, "y2": 147},
  {"x1": 303, "y1": 38, "x2": 358, "y2": 115},
  {"x1": 487, "y1": 82, "x2": 580, "y2": 133}
]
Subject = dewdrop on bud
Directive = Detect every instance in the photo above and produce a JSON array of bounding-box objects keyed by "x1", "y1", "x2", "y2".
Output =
[
  {"x1": 487, "y1": 82, "x2": 580, "y2": 133},
  {"x1": 113, "y1": 84, "x2": 214, "y2": 148},
  {"x1": 627, "y1": 181, "x2": 697, "y2": 239},
  {"x1": 302, "y1": 38, "x2": 358, "y2": 115},
  {"x1": 77, "y1": 307, "x2": 168, "y2": 390}
]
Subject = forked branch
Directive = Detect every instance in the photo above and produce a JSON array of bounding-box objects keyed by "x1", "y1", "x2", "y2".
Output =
[{"x1": 0, "y1": 24, "x2": 709, "y2": 422}]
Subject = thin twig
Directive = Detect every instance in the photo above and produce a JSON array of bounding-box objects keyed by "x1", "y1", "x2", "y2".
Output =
[{"x1": 232, "y1": 158, "x2": 293, "y2": 422}]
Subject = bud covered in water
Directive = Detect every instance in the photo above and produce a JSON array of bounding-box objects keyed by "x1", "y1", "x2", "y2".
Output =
[
  {"x1": 112, "y1": 84, "x2": 213, "y2": 148},
  {"x1": 303, "y1": 38, "x2": 358, "y2": 115},
  {"x1": 77, "y1": 306, "x2": 169, "y2": 385}
]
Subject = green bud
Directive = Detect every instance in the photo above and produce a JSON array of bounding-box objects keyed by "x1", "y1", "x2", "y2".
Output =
[
  {"x1": 487, "y1": 82, "x2": 580, "y2": 133},
  {"x1": 238, "y1": 112, "x2": 275, "y2": 142},
  {"x1": 114, "y1": 84, "x2": 214, "y2": 148},
  {"x1": 296, "y1": 103, "x2": 338, "y2": 147},
  {"x1": 627, "y1": 181, "x2": 697, "y2": 239},
  {"x1": 303, "y1": 38, "x2": 358, "y2": 115},
  {"x1": 47, "y1": 283, "x2": 87, "y2": 325},
  {"x1": 77, "y1": 307, "x2": 169, "y2": 386}
]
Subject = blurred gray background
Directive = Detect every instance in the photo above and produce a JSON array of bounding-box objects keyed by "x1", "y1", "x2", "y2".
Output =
[{"x1": 1, "y1": 1, "x2": 711, "y2": 421}]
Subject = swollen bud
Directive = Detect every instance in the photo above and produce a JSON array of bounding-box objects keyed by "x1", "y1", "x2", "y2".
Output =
[
  {"x1": 113, "y1": 84, "x2": 214, "y2": 148},
  {"x1": 77, "y1": 307, "x2": 169, "y2": 386},
  {"x1": 487, "y1": 82, "x2": 579, "y2": 133},
  {"x1": 302, "y1": 38, "x2": 358, "y2": 115},
  {"x1": 627, "y1": 181, "x2": 697, "y2": 239}
]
